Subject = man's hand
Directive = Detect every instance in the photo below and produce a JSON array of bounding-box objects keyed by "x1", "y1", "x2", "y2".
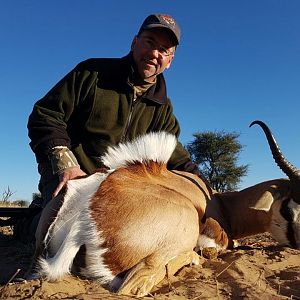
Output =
[{"x1": 52, "y1": 167, "x2": 87, "y2": 198}]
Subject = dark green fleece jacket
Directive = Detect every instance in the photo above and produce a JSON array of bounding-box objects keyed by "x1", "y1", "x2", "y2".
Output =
[{"x1": 28, "y1": 53, "x2": 198, "y2": 174}]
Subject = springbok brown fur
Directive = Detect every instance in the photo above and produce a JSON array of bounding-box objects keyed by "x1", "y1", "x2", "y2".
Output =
[{"x1": 31, "y1": 122, "x2": 300, "y2": 297}]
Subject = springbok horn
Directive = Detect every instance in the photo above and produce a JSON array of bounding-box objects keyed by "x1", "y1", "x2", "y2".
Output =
[{"x1": 250, "y1": 120, "x2": 300, "y2": 202}]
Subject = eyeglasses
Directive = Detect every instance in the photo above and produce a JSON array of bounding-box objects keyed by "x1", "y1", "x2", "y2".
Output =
[{"x1": 139, "y1": 36, "x2": 175, "y2": 57}]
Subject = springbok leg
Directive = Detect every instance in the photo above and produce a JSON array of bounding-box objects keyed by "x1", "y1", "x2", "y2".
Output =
[
  {"x1": 117, "y1": 251, "x2": 199, "y2": 297},
  {"x1": 165, "y1": 250, "x2": 200, "y2": 276},
  {"x1": 117, "y1": 254, "x2": 166, "y2": 297}
]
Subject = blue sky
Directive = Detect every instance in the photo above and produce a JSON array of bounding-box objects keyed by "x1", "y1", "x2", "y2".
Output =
[{"x1": 0, "y1": 1, "x2": 299, "y2": 202}]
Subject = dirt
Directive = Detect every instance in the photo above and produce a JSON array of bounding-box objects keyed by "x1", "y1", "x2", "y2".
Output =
[{"x1": 0, "y1": 226, "x2": 299, "y2": 300}]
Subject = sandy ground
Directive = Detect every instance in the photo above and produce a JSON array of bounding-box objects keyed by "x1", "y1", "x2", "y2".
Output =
[{"x1": 0, "y1": 225, "x2": 299, "y2": 300}]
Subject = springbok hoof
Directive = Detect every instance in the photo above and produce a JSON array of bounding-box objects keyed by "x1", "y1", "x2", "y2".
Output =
[{"x1": 202, "y1": 247, "x2": 218, "y2": 259}]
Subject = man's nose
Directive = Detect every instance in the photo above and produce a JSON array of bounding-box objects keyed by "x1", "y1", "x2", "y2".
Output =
[{"x1": 148, "y1": 48, "x2": 160, "y2": 58}]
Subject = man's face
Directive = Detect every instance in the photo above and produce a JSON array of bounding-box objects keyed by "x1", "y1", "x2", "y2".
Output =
[{"x1": 131, "y1": 28, "x2": 176, "y2": 82}]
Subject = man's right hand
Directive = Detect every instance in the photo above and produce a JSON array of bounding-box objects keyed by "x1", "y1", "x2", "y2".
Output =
[{"x1": 52, "y1": 167, "x2": 87, "y2": 198}]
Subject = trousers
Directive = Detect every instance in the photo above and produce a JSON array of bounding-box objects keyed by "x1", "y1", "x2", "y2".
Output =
[{"x1": 15, "y1": 162, "x2": 58, "y2": 243}]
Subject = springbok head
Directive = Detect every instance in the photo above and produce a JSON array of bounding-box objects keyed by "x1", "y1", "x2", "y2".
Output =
[{"x1": 250, "y1": 120, "x2": 300, "y2": 248}]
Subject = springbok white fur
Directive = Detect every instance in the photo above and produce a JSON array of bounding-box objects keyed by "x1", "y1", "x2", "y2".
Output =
[
  {"x1": 33, "y1": 130, "x2": 300, "y2": 297},
  {"x1": 36, "y1": 172, "x2": 114, "y2": 281},
  {"x1": 101, "y1": 131, "x2": 177, "y2": 169}
]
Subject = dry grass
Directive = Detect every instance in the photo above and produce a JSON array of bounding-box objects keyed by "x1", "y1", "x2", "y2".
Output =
[{"x1": 0, "y1": 201, "x2": 19, "y2": 207}]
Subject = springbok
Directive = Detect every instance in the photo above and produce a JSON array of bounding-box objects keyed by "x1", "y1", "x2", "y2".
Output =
[{"x1": 31, "y1": 120, "x2": 300, "y2": 297}]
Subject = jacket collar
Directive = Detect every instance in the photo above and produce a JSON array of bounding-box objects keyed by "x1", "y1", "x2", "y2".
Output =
[{"x1": 123, "y1": 52, "x2": 168, "y2": 105}]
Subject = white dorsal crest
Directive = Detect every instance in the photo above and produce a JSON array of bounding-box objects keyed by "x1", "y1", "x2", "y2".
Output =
[{"x1": 101, "y1": 132, "x2": 177, "y2": 170}]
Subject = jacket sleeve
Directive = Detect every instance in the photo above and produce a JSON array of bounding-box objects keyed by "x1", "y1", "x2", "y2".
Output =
[
  {"x1": 27, "y1": 62, "x2": 95, "y2": 162},
  {"x1": 157, "y1": 100, "x2": 199, "y2": 174}
]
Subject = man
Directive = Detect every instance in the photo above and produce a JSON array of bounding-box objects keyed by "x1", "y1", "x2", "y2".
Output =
[{"x1": 23, "y1": 14, "x2": 199, "y2": 241}]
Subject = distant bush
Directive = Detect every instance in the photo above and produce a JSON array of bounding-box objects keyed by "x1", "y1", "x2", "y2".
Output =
[
  {"x1": 1, "y1": 186, "x2": 36, "y2": 207},
  {"x1": 13, "y1": 200, "x2": 29, "y2": 207},
  {"x1": 0, "y1": 200, "x2": 28, "y2": 207}
]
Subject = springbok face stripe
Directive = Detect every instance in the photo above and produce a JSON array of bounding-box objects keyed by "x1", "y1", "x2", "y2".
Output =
[
  {"x1": 280, "y1": 198, "x2": 297, "y2": 248},
  {"x1": 280, "y1": 198, "x2": 293, "y2": 221}
]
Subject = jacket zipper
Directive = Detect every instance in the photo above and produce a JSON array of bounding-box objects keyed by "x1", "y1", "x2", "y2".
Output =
[{"x1": 121, "y1": 96, "x2": 137, "y2": 142}]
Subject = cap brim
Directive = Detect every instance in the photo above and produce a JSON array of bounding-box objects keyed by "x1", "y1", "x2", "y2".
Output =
[{"x1": 142, "y1": 24, "x2": 179, "y2": 45}]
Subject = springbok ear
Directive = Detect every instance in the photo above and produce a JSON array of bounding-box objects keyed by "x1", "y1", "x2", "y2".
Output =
[
  {"x1": 249, "y1": 182, "x2": 290, "y2": 211},
  {"x1": 249, "y1": 191, "x2": 276, "y2": 211}
]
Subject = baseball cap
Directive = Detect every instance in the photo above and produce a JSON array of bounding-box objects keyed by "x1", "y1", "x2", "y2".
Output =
[{"x1": 138, "y1": 14, "x2": 181, "y2": 45}]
